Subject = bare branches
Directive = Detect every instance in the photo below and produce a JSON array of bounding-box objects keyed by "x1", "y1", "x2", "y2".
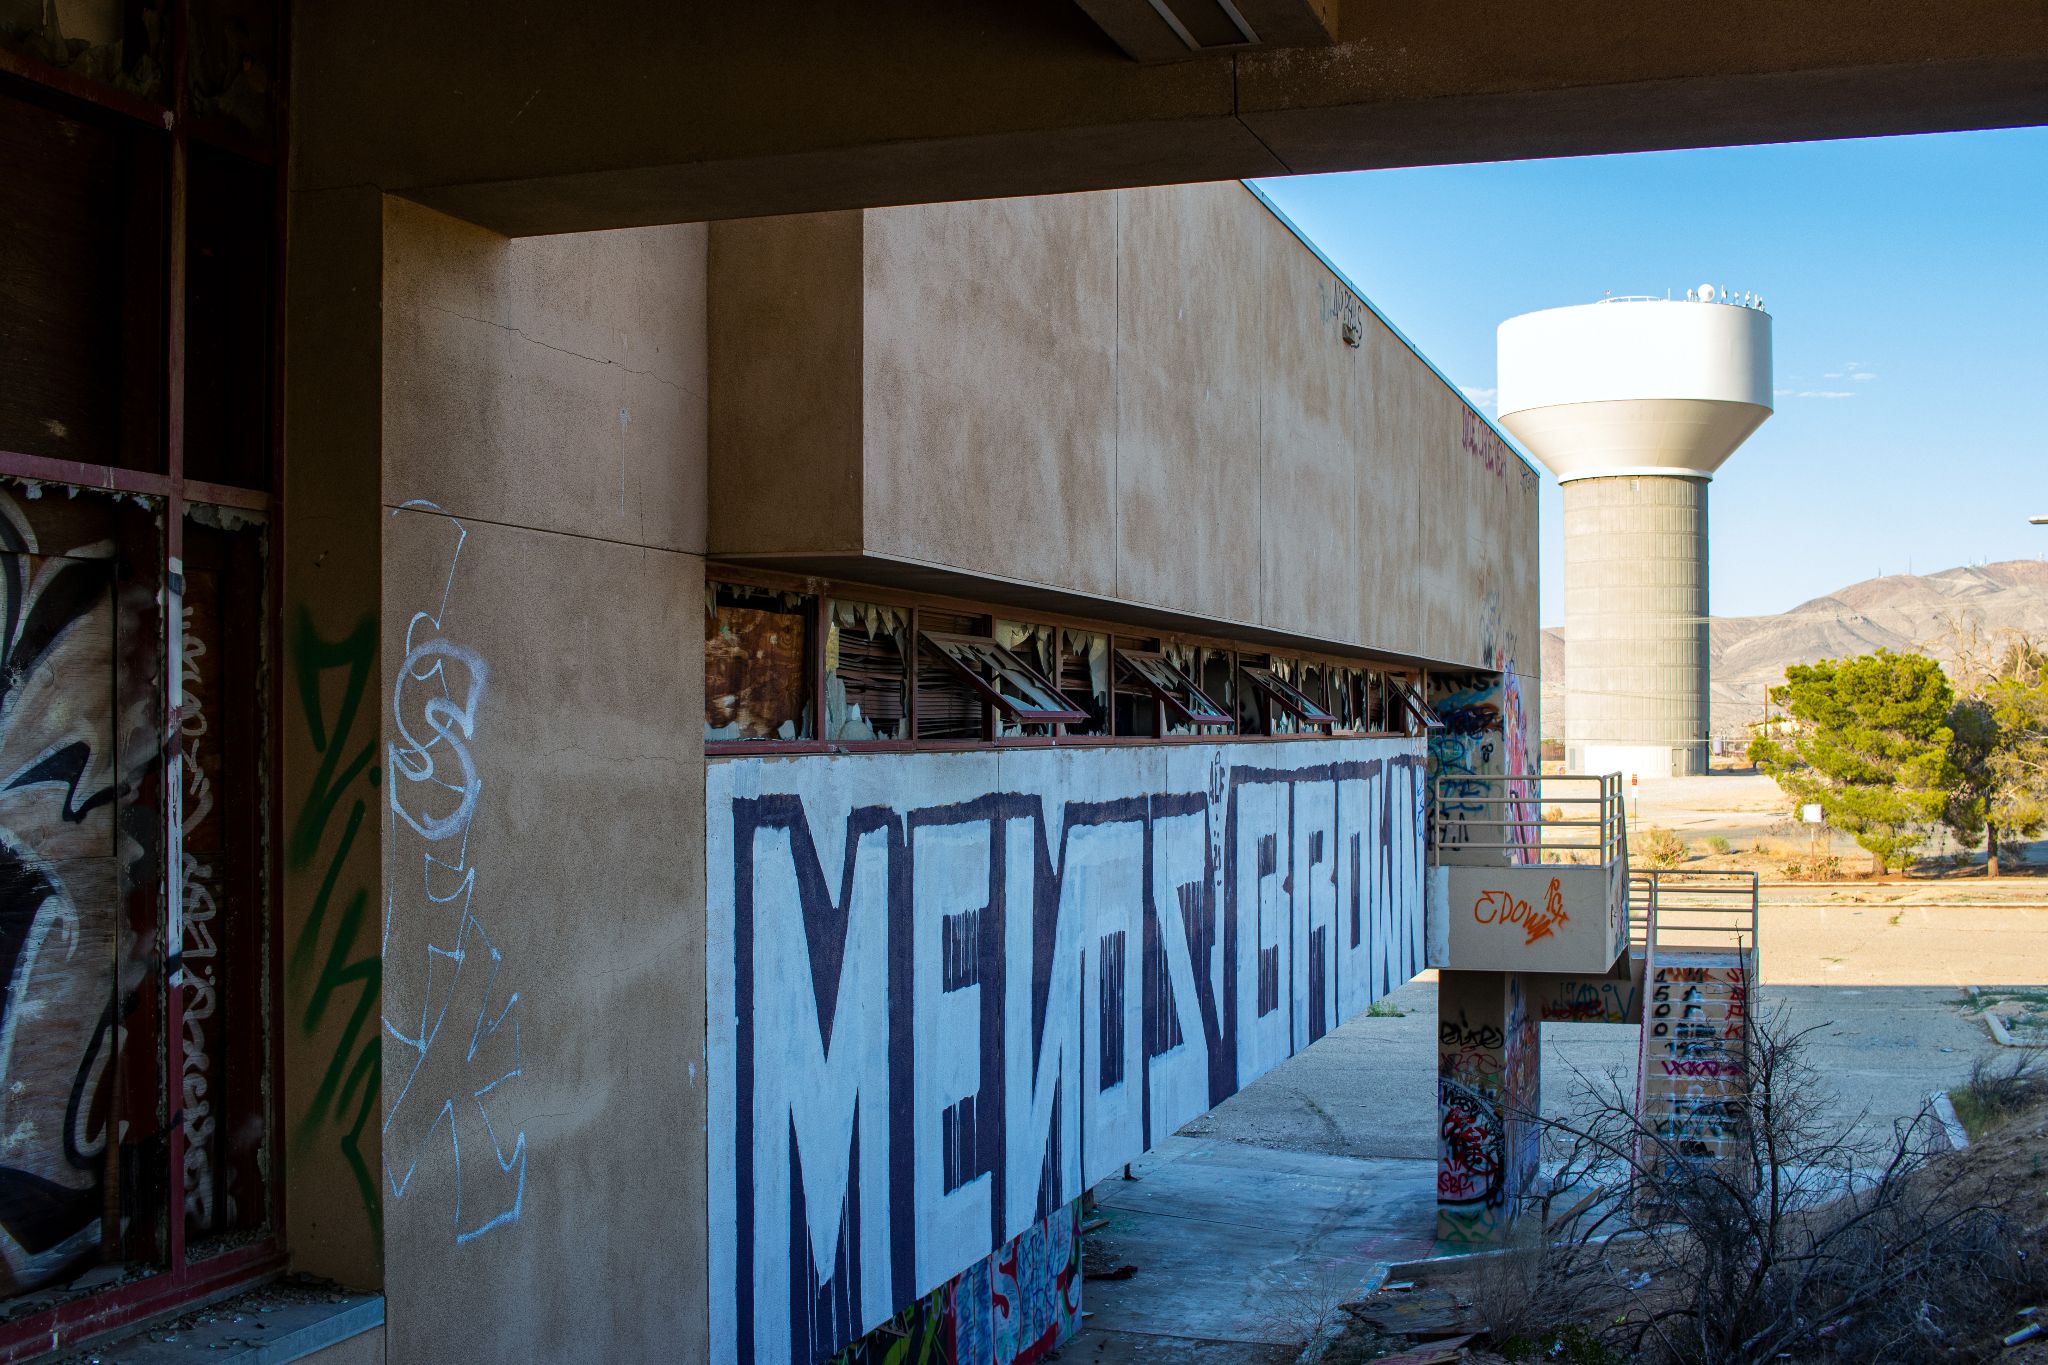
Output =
[{"x1": 1520, "y1": 1008, "x2": 2043, "y2": 1364}]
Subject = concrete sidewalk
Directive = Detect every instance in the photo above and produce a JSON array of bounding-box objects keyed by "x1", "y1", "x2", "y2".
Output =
[
  {"x1": 1072, "y1": 1137, "x2": 1431, "y2": 1362},
  {"x1": 1058, "y1": 973, "x2": 2002, "y2": 1360}
]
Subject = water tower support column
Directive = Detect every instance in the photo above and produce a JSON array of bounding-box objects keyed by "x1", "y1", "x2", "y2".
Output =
[{"x1": 1562, "y1": 474, "x2": 1710, "y2": 778}]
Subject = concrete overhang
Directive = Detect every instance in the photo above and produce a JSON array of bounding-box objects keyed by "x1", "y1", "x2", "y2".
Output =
[{"x1": 291, "y1": 0, "x2": 2048, "y2": 236}]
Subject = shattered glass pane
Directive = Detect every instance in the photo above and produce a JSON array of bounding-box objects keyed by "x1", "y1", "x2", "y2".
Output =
[{"x1": 827, "y1": 599, "x2": 908, "y2": 742}]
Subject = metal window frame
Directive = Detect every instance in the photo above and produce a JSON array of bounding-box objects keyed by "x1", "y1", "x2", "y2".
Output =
[
  {"x1": 1242, "y1": 665, "x2": 1338, "y2": 727},
  {"x1": 1399, "y1": 680, "x2": 1446, "y2": 732},
  {"x1": 919, "y1": 630, "x2": 1089, "y2": 724},
  {"x1": 1115, "y1": 647, "x2": 1233, "y2": 729},
  {"x1": 0, "y1": 0, "x2": 290, "y2": 1351},
  {"x1": 702, "y1": 565, "x2": 1430, "y2": 755}
]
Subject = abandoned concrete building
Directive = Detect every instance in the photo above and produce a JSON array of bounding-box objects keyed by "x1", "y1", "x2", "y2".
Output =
[{"x1": 1, "y1": 1, "x2": 2035, "y2": 1361}]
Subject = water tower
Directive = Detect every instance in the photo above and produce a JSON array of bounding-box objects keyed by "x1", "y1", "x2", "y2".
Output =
[{"x1": 1497, "y1": 289, "x2": 1772, "y2": 780}]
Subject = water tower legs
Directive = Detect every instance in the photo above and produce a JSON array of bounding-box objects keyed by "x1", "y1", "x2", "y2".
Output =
[{"x1": 1561, "y1": 474, "x2": 1710, "y2": 779}]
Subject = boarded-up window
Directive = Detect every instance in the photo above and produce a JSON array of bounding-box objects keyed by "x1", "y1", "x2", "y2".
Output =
[
  {"x1": 826, "y1": 599, "x2": 908, "y2": 741},
  {"x1": 0, "y1": 483, "x2": 178, "y2": 1295},
  {"x1": 178, "y1": 506, "x2": 270, "y2": 1244},
  {"x1": 705, "y1": 582, "x2": 812, "y2": 741}
]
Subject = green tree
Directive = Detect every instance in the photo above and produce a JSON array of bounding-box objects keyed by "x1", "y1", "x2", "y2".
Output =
[
  {"x1": 1946, "y1": 637, "x2": 2048, "y2": 877},
  {"x1": 1749, "y1": 651, "x2": 1959, "y2": 875}
]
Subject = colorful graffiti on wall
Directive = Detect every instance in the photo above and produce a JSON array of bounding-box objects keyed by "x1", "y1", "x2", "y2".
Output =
[
  {"x1": 834, "y1": 1202, "x2": 1082, "y2": 1365},
  {"x1": 707, "y1": 738, "x2": 1429, "y2": 1364},
  {"x1": 1427, "y1": 674, "x2": 1501, "y2": 852},
  {"x1": 1437, "y1": 974, "x2": 1540, "y2": 1245},
  {"x1": 381, "y1": 502, "x2": 527, "y2": 1244},
  {"x1": 0, "y1": 489, "x2": 158, "y2": 1293},
  {"x1": 1641, "y1": 962, "x2": 1751, "y2": 1190},
  {"x1": 1499, "y1": 667, "x2": 1534, "y2": 865},
  {"x1": 287, "y1": 601, "x2": 384, "y2": 1240}
]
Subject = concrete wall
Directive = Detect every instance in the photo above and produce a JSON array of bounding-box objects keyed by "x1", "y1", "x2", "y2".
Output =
[
  {"x1": 706, "y1": 738, "x2": 1428, "y2": 1363},
  {"x1": 372, "y1": 201, "x2": 710, "y2": 1360},
  {"x1": 709, "y1": 182, "x2": 1542, "y2": 684},
  {"x1": 282, "y1": 183, "x2": 390, "y2": 1287}
]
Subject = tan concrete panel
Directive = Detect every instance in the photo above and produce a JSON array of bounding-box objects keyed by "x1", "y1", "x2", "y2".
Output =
[
  {"x1": 380, "y1": 506, "x2": 705, "y2": 1360},
  {"x1": 861, "y1": 194, "x2": 1119, "y2": 599},
  {"x1": 709, "y1": 212, "x2": 867, "y2": 556},
  {"x1": 1111, "y1": 184, "x2": 1262, "y2": 625},
  {"x1": 382, "y1": 198, "x2": 707, "y2": 554},
  {"x1": 1507, "y1": 468, "x2": 1542, "y2": 677},
  {"x1": 1257, "y1": 217, "x2": 1361, "y2": 641},
  {"x1": 1352, "y1": 311, "x2": 1426, "y2": 659},
  {"x1": 1411, "y1": 381, "x2": 1475, "y2": 667}
]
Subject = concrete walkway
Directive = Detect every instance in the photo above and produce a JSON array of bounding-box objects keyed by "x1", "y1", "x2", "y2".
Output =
[
  {"x1": 1059, "y1": 963, "x2": 2007, "y2": 1359},
  {"x1": 1077, "y1": 1138, "x2": 1432, "y2": 1360}
]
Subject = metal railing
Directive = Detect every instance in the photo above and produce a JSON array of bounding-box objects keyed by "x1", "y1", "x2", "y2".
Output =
[
  {"x1": 1430, "y1": 772, "x2": 1624, "y2": 865},
  {"x1": 1642, "y1": 869, "x2": 1759, "y2": 956}
]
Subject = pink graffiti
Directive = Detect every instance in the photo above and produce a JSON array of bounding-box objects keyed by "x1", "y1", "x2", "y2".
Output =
[{"x1": 1661, "y1": 1059, "x2": 1743, "y2": 1079}]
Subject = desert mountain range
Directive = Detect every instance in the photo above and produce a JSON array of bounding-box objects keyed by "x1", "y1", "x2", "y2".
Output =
[{"x1": 1539, "y1": 559, "x2": 2048, "y2": 741}]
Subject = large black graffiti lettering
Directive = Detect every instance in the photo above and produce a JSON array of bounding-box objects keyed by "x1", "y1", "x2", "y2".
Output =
[
  {"x1": 0, "y1": 493, "x2": 157, "y2": 1294},
  {"x1": 707, "y1": 740, "x2": 1428, "y2": 1365}
]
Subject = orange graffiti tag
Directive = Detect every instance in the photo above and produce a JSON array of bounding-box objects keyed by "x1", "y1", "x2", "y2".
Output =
[{"x1": 1472, "y1": 877, "x2": 1570, "y2": 946}]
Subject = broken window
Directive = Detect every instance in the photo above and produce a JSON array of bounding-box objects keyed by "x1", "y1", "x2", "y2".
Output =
[
  {"x1": 826, "y1": 598, "x2": 909, "y2": 741},
  {"x1": 1324, "y1": 666, "x2": 1363, "y2": 732},
  {"x1": 1243, "y1": 662, "x2": 1337, "y2": 734},
  {"x1": 921, "y1": 631, "x2": 1087, "y2": 726},
  {"x1": 1058, "y1": 629, "x2": 1110, "y2": 736},
  {"x1": 1119, "y1": 648, "x2": 1231, "y2": 734},
  {"x1": 995, "y1": 620, "x2": 1060, "y2": 737},
  {"x1": 916, "y1": 608, "x2": 988, "y2": 740},
  {"x1": 1399, "y1": 679, "x2": 1446, "y2": 735},
  {"x1": 705, "y1": 582, "x2": 812, "y2": 741},
  {"x1": 1108, "y1": 636, "x2": 1164, "y2": 735}
]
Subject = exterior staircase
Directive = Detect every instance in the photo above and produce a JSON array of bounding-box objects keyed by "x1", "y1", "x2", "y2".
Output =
[{"x1": 1633, "y1": 870, "x2": 1759, "y2": 1191}]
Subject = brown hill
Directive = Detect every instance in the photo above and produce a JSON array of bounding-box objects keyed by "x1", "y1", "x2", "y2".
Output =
[{"x1": 1540, "y1": 560, "x2": 2048, "y2": 742}]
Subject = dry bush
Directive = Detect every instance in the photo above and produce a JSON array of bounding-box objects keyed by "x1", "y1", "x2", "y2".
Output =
[
  {"x1": 1952, "y1": 1048, "x2": 2048, "y2": 1137},
  {"x1": 1636, "y1": 826, "x2": 1688, "y2": 869},
  {"x1": 1521, "y1": 1010, "x2": 2047, "y2": 1364}
]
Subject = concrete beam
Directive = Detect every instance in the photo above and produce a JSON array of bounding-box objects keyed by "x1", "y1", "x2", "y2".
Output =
[{"x1": 291, "y1": 0, "x2": 2048, "y2": 236}]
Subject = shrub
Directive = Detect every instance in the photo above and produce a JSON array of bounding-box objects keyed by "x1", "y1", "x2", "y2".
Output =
[
  {"x1": 1704, "y1": 835, "x2": 1731, "y2": 856},
  {"x1": 1636, "y1": 826, "x2": 1687, "y2": 869}
]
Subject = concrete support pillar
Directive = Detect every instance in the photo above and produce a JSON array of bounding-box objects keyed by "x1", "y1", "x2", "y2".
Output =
[
  {"x1": 1561, "y1": 474, "x2": 1709, "y2": 779},
  {"x1": 1437, "y1": 970, "x2": 1540, "y2": 1244}
]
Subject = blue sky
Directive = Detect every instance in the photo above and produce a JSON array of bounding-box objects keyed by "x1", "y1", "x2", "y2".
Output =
[{"x1": 1254, "y1": 127, "x2": 2048, "y2": 627}]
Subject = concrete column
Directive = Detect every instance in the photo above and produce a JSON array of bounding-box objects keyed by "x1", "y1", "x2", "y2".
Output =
[
  {"x1": 281, "y1": 183, "x2": 388, "y2": 1287},
  {"x1": 1561, "y1": 474, "x2": 1709, "y2": 778},
  {"x1": 1436, "y1": 970, "x2": 1540, "y2": 1245}
]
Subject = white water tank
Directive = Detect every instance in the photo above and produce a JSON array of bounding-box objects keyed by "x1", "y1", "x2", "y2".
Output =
[{"x1": 1497, "y1": 295, "x2": 1773, "y2": 781}]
